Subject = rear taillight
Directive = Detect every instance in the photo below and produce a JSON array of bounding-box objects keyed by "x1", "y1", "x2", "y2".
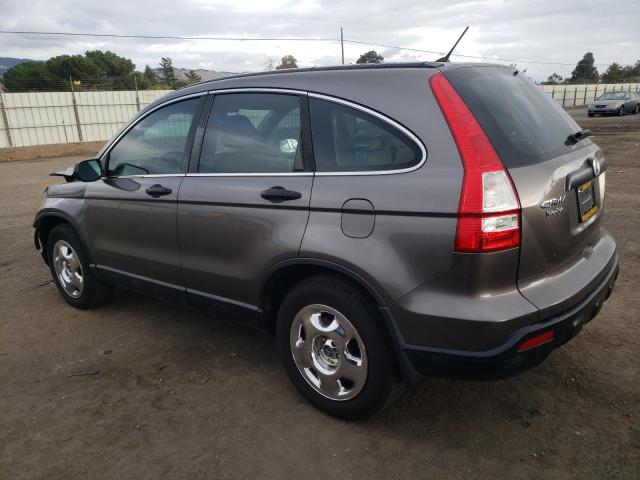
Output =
[{"x1": 429, "y1": 73, "x2": 521, "y2": 253}]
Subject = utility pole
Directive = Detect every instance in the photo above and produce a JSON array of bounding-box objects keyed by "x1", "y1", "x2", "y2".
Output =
[{"x1": 340, "y1": 27, "x2": 345, "y2": 65}]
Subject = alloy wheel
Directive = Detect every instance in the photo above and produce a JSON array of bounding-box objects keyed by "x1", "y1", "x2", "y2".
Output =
[
  {"x1": 289, "y1": 304, "x2": 368, "y2": 401},
  {"x1": 52, "y1": 240, "x2": 84, "y2": 298}
]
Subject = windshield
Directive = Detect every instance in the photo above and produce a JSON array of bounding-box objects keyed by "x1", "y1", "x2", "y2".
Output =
[{"x1": 597, "y1": 92, "x2": 625, "y2": 100}]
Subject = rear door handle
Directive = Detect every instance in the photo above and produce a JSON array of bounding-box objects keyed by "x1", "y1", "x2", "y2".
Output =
[
  {"x1": 260, "y1": 186, "x2": 302, "y2": 203},
  {"x1": 145, "y1": 184, "x2": 173, "y2": 198}
]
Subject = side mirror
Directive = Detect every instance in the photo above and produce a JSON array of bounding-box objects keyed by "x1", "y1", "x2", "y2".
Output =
[{"x1": 74, "y1": 159, "x2": 102, "y2": 182}]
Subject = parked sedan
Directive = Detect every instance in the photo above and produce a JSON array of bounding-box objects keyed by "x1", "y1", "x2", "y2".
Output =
[{"x1": 588, "y1": 91, "x2": 639, "y2": 116}]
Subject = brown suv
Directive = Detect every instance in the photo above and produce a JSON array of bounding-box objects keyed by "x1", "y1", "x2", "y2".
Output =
[{"x1": 35, "y1": 63, "x2": 619, "y2": 419}]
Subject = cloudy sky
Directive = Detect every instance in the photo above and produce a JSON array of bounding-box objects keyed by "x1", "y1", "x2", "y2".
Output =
[{"x1": 1, "y1": 0, "x2": 638, "y2": 81}]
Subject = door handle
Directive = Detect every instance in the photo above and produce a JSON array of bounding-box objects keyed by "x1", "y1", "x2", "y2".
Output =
[
  {"x1": 145, "y1": 184, "x2": 173, "y2": 198},
  {"x1": 260, "y1": 186, "x2": 302, "y2": 203}
]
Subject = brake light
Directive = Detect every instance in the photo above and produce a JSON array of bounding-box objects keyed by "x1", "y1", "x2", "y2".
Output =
[{"x1": 429, "y1": 73, "x2": 521, "y2": 252}]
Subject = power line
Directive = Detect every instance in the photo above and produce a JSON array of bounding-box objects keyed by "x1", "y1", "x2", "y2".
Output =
[
  {"x1": 342, "y1": 39, "x2": 611, "y2": 67},
  {"x1": 0, "y1": 29, "x2": 612, "y2": 67},
  {"x1": 0, "y1": 30, "x2": 338, "y2": 42}
]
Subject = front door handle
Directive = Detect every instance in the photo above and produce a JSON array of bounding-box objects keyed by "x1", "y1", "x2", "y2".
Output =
[
  {"x1": 260, "y1": 186, "x2": 302, "y2": 203},
  {"x1": 145, "y1": 184, "x2": 173, "y2": 198}
]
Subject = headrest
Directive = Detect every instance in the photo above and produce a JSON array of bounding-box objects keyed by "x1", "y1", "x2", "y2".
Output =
[{"x1": 217, "y1": 115, "x2": 258, "y2": 149}]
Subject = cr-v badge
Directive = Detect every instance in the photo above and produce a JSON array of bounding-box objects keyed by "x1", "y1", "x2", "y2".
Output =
[{"x1": 540, "y1": 195, "x2": 566, "y2": 217}]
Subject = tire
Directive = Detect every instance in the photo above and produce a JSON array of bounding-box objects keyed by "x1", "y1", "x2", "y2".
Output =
[
  {"x1": 47, "y1": 224, "x2": 112, "y2": 309},
  {"x1": 588, "y1": 112, "x2": 594, "y2": 117},
  {"x1": 276, "y1": 274, "x2": 398, "y2": 420},
  {"x1": 634, "y1": 104, "x2": 639, "y2": 115},
  {"x1": 618, "y1": 106, "x2": 624, "y2": 116}
]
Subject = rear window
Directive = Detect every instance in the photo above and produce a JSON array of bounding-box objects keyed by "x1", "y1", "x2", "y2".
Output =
[{"x1": 444, "y1": 66, "x2": 583, "y2": 168}]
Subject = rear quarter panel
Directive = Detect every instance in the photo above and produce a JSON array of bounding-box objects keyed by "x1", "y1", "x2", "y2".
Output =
[{"x1": 286, "y1": 69, "x2": 463, "y2": 303}]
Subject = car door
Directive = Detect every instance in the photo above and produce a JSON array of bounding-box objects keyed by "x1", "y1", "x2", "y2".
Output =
[
  {"x1": 177, "y1": 91, "x2": 313, "y2": 324},
  {"x1": 84, "y1": 95, "x2": 205, "y2": 300}
]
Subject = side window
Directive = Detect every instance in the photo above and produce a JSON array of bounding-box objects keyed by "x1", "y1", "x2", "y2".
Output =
[
  {"x1": 309, "y1": 98, "x2": 421, "y2": 172},
  {"x1": 107, "y1": 98, "x2": 200, "y2": 176},
  {"x1": 199, "y1": 93, "x2": 302, "y2": 173}
]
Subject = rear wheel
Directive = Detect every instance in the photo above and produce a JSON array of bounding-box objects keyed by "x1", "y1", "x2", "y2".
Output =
[
  {"x1": 276, "y1": 275, "x2": 397, "y2": 419},
  {"x1": 634, "y1": 104, "x2": 639, "y2": 114},
  {"x1": 47, "y1": 224, "x2": 112, "y2": 309}
]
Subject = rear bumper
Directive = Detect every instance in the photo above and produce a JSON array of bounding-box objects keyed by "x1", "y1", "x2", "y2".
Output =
[{"x1": 399, "y1": 255, "x2": 619, "y2": 379}]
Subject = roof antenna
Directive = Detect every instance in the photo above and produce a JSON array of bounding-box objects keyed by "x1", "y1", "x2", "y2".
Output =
[{"x1": 436, "y1": 26, "x2": 469, "y2": 62}]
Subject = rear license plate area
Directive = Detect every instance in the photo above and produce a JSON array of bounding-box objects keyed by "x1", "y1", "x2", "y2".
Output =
[{"x1": 577, "y1": 179, "x2": 598, "y2": 222}]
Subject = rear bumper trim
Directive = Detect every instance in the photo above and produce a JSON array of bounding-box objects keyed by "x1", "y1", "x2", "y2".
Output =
[{"x1": 402, "y1": 255, "x2": 618, "y2": 376}]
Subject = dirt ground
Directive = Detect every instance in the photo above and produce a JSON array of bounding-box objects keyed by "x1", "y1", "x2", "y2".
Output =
[{"x1": 1, "y1": 109, "x2": 638, "y2": 480}]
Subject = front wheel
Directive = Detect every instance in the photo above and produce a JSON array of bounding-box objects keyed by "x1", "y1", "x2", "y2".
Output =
[
  {"x1": 276, "y1": 275, "x2": 398, "y2": 419},
  {"x1": 633, "y1": 104, "x2": 639, "y2": 114},
  {"x1": 47, "y1": 224, "x2": 112, "y2": 309},
  {"x1": 618, "y1": 106, "x2": 624, "y2": 116}
]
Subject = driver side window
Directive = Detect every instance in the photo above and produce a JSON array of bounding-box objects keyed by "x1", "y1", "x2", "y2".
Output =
[{"x1": 107, "y1": 98, "x2": 200, "y2": 176}]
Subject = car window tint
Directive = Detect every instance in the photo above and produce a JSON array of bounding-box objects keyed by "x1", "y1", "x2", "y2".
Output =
[
  {"x1": 445, "y1": 67, "x2": 583, "y2": 168},
  {"x1": 199, "y1": 93, "x2": 302, "y2": 173},
  {"x1": 107, "y1": 98, "x2": 199, "y2": 176},
  {"x1": 309, "y1": 98, "x2": 420, "y2": 172}
]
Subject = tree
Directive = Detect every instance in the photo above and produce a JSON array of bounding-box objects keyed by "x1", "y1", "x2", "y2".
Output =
[
  {"x1": 544, "y1": 72, "x2": 564, "y2": 85},
  {"x1": 1, "y1": 61, "x2": 66, "y2": 91},
  {"x1": 143, "y1": 65, "x2": 157, "y2": 84},
  {"x1": 159, "y1": 57, "x2": 176, "y2": 86},
  {"x1": 276, "y1": 55, "x2": 298, "y2": 70},
  {"x1": 184, "y1": 70, "x2": 202, "y2": 84},
  {"x1": 570, "y1": 52, "x2": 598, "y2": 83},
  {"x1": 356, "y1": 50, "x2": 384, "y2": 64},
  {"x1": 1, "y1": 50, "x2": 146, "y2": 92},
  {"x1": 264, "y1": 56, "x2": 274, "y2": 71}
]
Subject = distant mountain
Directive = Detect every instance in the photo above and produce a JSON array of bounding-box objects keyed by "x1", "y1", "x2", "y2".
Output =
[
  {"x1": 151, "y1": 67, "x2": 239, "y2": 82},
  {"x1": 0, "y1": 57, "x2": 34, "y2": 76}
]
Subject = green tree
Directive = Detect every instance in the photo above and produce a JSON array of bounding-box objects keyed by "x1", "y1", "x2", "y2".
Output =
[
  {"x1": 570, "y1": 52, "x2": 598, "y2": 83},
  {"x1": 184, "y1": 70, "x2": 202, "y2": 84},
  {"x1": 85, "y1": 50, "x2": 134, "y2": 77},
  {"x1": 159, "y1": 57, "x2": 176, "y2": 86},
  {"x1": 2, "y1": 50, "x2": 147, "y2": 91},
  {"x1": 1, "y1": 61, "x2": 67, "y2": 91},
  {"x1": 356, "y1": 50, "x2": 384, "y2": 64},
  {"x1": 544, "y1": 72, "x2": 564, "y2": 85},
  {"x1": 276, "y1": 55, "x2": 298, "y2": 70},
  {"x1": 143, "y1": 65, "x2": 157, "y2": 84}
]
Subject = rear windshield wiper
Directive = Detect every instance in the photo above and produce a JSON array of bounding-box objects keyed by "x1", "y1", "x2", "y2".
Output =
[{"x1": 566, "y1": 129, "x2": 592, "y2": 144}]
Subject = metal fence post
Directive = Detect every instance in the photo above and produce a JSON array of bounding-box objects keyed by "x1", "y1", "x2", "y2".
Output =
[
  {"x1": 134, "y1": 75, "x2": 141, "y2": 112},
  {"x1": 69, "y1": 77, "x2": 84, "y2": 142},
  {"x1": 573, "y1": 87, "x2": 577, "y2": 107},
  {"x1": 583, "y1": 87, "x2": 587, "y2": 105},
  {"x1": 562, "y1": 88, "x2": 567, "y2": 108},
  {"x1": 0, "y1": 92, "x2": 13, "y2": 148}
]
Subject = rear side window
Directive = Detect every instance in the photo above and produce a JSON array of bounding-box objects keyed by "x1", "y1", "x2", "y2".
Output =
[
  {"x1": 309, "y1": 98, "x2": 421, "y2": 172},
  {"x1": 199, "y1": 93, "x2": 302, "y2": 173},
  {"x1": 444, "y1": 67, "x2": 582, "y2": 168}
]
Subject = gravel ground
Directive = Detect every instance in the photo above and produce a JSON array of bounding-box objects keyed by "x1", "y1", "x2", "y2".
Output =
[{"x1": 0, "y1": 109, "x2": 638, "y2": 479}]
